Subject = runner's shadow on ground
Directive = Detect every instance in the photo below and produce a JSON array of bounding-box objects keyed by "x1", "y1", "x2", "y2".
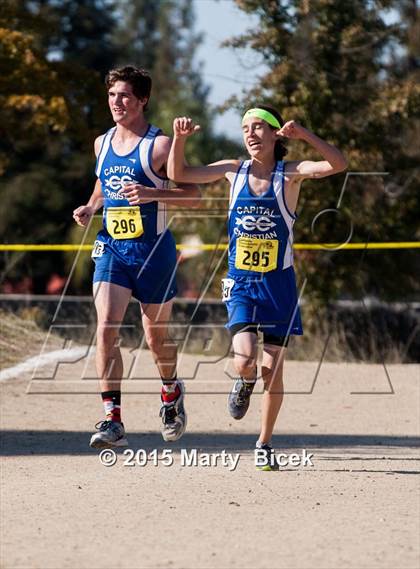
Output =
[{"x1": 1, "y1": 430, "x2": 419, "y2": 456}]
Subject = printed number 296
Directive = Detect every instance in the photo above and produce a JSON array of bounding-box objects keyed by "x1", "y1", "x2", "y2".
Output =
[{"x1": 112, "y1": 218, "x2": 136, "y2": 235}]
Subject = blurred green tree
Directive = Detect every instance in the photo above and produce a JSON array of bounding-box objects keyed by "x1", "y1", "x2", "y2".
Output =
[
  {"x1": 111, "y1": 0, "x2": 240, "y2": 163},
  {"x1": 0, "y1": 1, "x2": 114, "y2": 292},
  {"x1": 0, "y1": 0, "x2": 240, "y2": 294}
]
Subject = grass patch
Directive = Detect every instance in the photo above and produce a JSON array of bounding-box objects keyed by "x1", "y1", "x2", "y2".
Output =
[{"x1": 0, "y1": 308, "x2": 63, "y2": 370}]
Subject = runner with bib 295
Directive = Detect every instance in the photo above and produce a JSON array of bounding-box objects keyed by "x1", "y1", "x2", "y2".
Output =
[{"x1": 167, "y1": 106, "x2": 347, "y2": 470}]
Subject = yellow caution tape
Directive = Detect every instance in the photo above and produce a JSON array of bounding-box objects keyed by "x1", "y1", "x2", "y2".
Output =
[{"x1": 0, "y1": 242, "x2": 419, "y2": 252}]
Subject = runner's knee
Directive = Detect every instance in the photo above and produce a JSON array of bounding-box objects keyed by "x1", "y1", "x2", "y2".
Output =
[
  {"x1": 234, "y1": 355, "x2": 257, "y2": 378},
  {"x1": 96, "y1": 322, "x2": 120, "y2": 347},
  {"x1": 145, "y1": 331, "x2": 169, "y2": 355}
]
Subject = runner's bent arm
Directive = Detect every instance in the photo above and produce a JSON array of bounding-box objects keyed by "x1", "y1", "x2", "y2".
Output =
[
  {"x1": 167, "y1": 117, "x2": 239, "y2": 184},
  {"x1": 280, "y1": 122, "x2": 347, "y2": 181},
  {"x1": 73, "y1": 179, "x2": 104, "y2": 226},
  {"x1": 73, "y1": 136, "x2": 105, "y2": 226},
  {"x1": 121, "y1": 132, "x2": 203, "y2": 208},
  {"x1": 136, "y1": 131, "x2": 203, "y2": 208},
  {"x1": 120, "y1": 181, "x2": 203, "y2": 208}
]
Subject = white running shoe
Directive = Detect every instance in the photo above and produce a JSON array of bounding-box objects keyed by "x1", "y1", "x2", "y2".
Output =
[
  {"x1": 159, "y1": 380, "x2": 187, "y2": 442},
  {"x1": 89, "y1": 420, "x2": 128, "y2": 449}
]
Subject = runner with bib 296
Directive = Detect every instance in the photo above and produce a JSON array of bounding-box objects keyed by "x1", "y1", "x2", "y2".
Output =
[
  {"x1": 73, "y1": 66, "x2": 200, "y2": 450},
  {"x1": 167, "y1": 106, "x2": 347, "y2": 470}
]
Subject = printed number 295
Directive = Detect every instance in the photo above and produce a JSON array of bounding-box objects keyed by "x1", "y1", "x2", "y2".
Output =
[{"x1": 242, "y1": 250, "x2": 269, "y2": 267}]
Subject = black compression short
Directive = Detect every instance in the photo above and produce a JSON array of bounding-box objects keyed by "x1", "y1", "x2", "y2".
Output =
[{"x1": 229, "y1": 322, "x2": 290, "y2": 347}]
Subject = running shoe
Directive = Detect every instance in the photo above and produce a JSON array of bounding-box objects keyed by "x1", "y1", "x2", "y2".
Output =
[
  {"x1": 89, "y1": 420, "x2": 128, "y2": 449},
  {"x1": 159, "y1": 380, "x2": 187, "y2": 442},
  {"x1": 228, "y1": 378, "x2": 256, "y2": 420},
  {"x1": 255, "y1": 443, "x2": 279, "y2": 471}
]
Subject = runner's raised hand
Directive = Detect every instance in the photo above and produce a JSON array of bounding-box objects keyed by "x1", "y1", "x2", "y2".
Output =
[
  {"x1": 173, "y1": 117, "x2": 201, "y2": 138},
  {"x1": 276, "y1": 120, "x2": 307, "y2": 140}
]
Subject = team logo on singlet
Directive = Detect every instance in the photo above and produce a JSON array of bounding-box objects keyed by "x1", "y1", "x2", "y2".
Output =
[
  {"x1": 235, "y1": 215, "x2": 276, "y2": 232},
  {"x1": 102, "y1": 165, "x2": 137, "y2": 199},
  {"x1": 234, "y1": 205, "x2": 278, "y2": 239}
]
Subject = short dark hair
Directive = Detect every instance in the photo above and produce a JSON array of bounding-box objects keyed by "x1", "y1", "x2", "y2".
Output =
[
  {"x1": 254, "y1": 104, "x2": 287, "y2": 161},
  {"x1": 105, "y1": 66, "x2": 152, "y2": 111}
]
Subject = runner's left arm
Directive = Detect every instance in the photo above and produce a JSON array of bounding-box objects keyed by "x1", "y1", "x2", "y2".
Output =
[{"x1": 279, "y1": 121, "x2": 348, "y2": 180}]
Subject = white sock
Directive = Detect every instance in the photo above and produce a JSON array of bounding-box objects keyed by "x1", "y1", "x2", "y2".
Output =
[
  {"x1": 256, "y1": 440, "x2": 271, "y2": 448},
  {"x1": 162, "y1": 382, "x2": 178, "y2": 394},
  {"x1": 243, "y1": 377, "x2": 256, "y2": 384},
  {"x1": 243, "y1": 366, "x2": 257, "y2": 383}
]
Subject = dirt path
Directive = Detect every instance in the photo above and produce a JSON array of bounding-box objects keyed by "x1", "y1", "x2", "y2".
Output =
[{"x1": 1, "y1": 349, "x2": 419, "y2": 569}]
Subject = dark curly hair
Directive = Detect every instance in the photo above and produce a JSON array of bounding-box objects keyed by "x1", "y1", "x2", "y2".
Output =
[{"x1": 105, "y1": 66, "x2": 152, "y2": 111}]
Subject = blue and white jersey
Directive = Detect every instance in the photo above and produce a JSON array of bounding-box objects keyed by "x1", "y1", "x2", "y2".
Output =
[
  {"x1": 228, "y1": 160, "x2": 297, "y2": 277},
  {"x1": 95, "y1": 124, "x2": 169, "y2": 241}
]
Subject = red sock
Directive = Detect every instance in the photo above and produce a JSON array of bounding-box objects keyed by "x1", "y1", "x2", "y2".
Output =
[
  {"x1": 101, "y1": 390, "x2": 121, "y2": 422},
  {"x1": 161, "y1": 379, "x2": 180, "y2": 404}
]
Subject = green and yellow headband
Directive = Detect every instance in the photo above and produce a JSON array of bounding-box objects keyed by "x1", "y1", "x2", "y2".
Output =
[{"x1": 242, "y1": 108, "x2": 281, "y2": 129}]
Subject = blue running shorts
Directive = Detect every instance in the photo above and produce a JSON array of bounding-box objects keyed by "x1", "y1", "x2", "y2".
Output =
[
  {"x1": 222, "y1": 266, "x2": 303, "y2": 337},
  {"x1": 92, "y1": 229, "x2": 177, "y2": 304}
]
